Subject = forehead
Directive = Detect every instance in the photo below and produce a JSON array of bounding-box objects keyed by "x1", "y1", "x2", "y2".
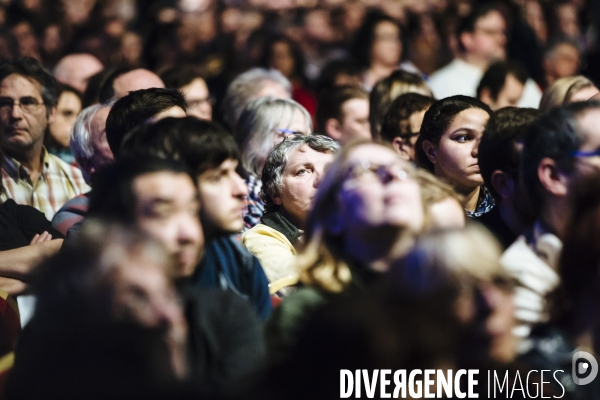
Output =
[
  {"x1": 347, "y1": 143, "x2": 403, "y2": 164},
  {"x1": 447, "y1": 108, "x2": 489, "y2": 131},
  {"x1": 0, "y1": 73, "x2": 43, "y2": 98},
  {"x1": 182, "y1": 78, "x2": 208, "y2": 95},
  {"x1": 576, "y1": 108, "x2": 600, "y2": 151},
  {"x1": 287, "y1": 144, "x2": 333, "y2": 164},
  {"x1": 476, "y1": 10, "x2": 505, "y2": 27},
  {"x1": 133, "y1": 171, "x2": 196, "y2": 202},
  {"x1": 91, "y1": 106, "x2": 111, "y2": 131}
]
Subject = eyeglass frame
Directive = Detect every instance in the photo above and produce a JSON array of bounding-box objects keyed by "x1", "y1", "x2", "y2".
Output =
[
  {"x1": 0, "y1": 96, "x2": 46, "y2": 115},
  {"x1": 343, "y1": 159, "x2": 412, "y2": 189}
]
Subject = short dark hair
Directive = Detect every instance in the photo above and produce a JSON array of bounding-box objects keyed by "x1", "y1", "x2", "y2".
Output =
[
  {"x1": 119, "y1": 116, "x2": 239, "y2": 177},
  {"x1": 88, "y1": 156, "x2": 192, "y2": 224},
  {"x1": 0, "y1": 56, "x2": 58, "y2": 111},
  {"x1": 82, "y1": 68, "x2": 111, "y2": 108},
  {"x1": 105, "y1": 88, "x2": 187, "y2": 157},
  {"x1": 476, "y1": 61, "x2": 528, "y2": 101},
  {"x1": 316, "y1": 85, "x2": 368, "y2": 135},
  {"x1": 380, "y1": 93, "x2": 435, "y2": 143},
  {"x1": 457, "y1": 3, "x2": 506, "y2": 52},
  {"x1": 97, "y1": 66, "x2": 135, "y2": 103},
  {"x1": 521, "y1": 101, "x2": 600, "y2": 206},
  {"x1": 369, "y1": 69, "x2": 432, "y2": 139},
  {"x1": 160, "y1": 65, "x2": 205, "y2": 89},
  {"x1": 415, "y1": 96, "x2": 492, "y2": 172},
  {"x1": 314, "y1": 58, "x2": 362, "y2": 95},
  {"x1": 478, "y1": 107, "x2": 541, "y2": 201}
]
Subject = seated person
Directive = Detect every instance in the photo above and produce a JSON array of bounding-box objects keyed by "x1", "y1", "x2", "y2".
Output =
[
  {"x1": 242, "y1": 135, "x2": 339, "y2": 293},
  {"x1": 380, "y1": 93, "x2": 435, "y2": 162}
]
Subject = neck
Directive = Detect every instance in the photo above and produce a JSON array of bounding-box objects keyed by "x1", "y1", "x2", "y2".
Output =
[
  {"x1": 343, "y1": 226, "x2": 413, "y2": 269},
  {"x1": 539, "y1": 196, "x2": 570, "y2": 240},
  {"x1": 457, "y1": 185, "x2": 481, "y2": 212},
  {"x1": 7, "y1": 142, "x2": 44, "y2": 178},
  {"x1": 498, "y1": 200, "x2": 533, "y2": 236},
  {"x1": 461, "y1": 54, "x2": 488, "y2": 70}
]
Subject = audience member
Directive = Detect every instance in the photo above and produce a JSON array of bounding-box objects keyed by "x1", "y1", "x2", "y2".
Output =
[
  {"x1": 0, "y1": 57, "x2": 88, "y2": 219},
  {"x1": 414, "y1": 169, "x2": 465, "y2": 230},
  {"x1": 98, "y1": 67, "x2": 165, "y2": 103},
  {"x1": 415, "y1": 95, "x2": 494, "y2": 217},
  {"x1": 242, "y1": 135, "x2": 339, "y2": 293},
  {"x1": 45, "y1": 83, "x2": 81, "y2": 164},
  {"x1": 476, "y1": 61, "x2": 528, "y2": 110},
  {"x1": 161, "y1": 65, "x2": 213, "y2": 121},
  {"x1": 542, "y1": 37, "x2": 582, "y2": 88},
  {"x1": 52, "y1": 53, "x2": 103, "y2": 94},
  {"x1": 235, "y1": 97, "x2": 312, "y2": 230},
  {"x1": 221, "y1": 68, "x2": 291, "y2": 131},
  {"x1": 315, "y1": 85, "x2": 370, "y2": 146},
  {"x1": 380, "y1": 92, "x2": 435, "y2": 161}
]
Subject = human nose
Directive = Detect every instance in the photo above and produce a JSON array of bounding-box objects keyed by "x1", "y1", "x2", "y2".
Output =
[
  {"x1": 233, "y1": 173, "x2": 249, "y2": 197},
  {"x1": 177, "y1": 216, "x2": 201, "y2": 245},
  {"x1": 10, "y1": 102, "x2": 24, "y2": 119}
]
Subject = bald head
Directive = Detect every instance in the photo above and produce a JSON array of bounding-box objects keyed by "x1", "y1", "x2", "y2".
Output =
[
  {"x1": 54, "y1": 53, "x2": 103, "y2": 93},
  {"x1": 113, "y1": 69, "x2": 165, "y2": 99}
]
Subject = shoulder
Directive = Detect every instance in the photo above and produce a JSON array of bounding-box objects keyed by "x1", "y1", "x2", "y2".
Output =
[
  {"x1": 46, "y1": 153, "x2": 86, "y2": 181},
  {"x1": 242, "y1": 224, "x2": 293, "y2": 247}
]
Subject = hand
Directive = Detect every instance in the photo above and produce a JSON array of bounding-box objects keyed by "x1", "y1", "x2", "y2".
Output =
[{"x1": 30, "y1": 231, "x2": 53, "y2": 245}]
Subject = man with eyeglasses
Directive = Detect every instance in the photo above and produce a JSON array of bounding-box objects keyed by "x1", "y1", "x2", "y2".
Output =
[
  {"x1": 428, "y1": 3, "x2": 541, "y2": 108},
  {"x1": 0, "y1": 57, "x2": 88, "y2": 220},
  {"x1": 500, "y1": 101, "x2": 600, "y2": 344},
  {"x1": 380, "y1": 93, "x2": 435, "y2": 162}
]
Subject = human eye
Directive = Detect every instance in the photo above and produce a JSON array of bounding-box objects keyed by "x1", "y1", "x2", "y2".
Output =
[
  {"x1": 0, "y1": 98, "x2": 12, "y2": 108},
  {"x1": 20, "y1": 97, "x2": 38, "y2": 106},
  {"x1": 295, "y1": 167, "x2": 310, "y2": 176},
  {"x1": 454, "y1": 134, "x2": 469, "y2": 143}
]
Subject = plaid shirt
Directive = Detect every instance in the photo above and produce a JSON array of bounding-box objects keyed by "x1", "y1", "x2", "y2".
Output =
[
  {"x1": 243, "y1": 174, "x2": 265, "y2": 231},
  {"x1": 0, "y1": 148, "x2": 90, "y2": 220}
]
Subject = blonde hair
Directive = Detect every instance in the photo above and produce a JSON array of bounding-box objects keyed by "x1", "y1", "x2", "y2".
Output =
[
  {"x1": 539, "y1": 75, "x2": 597, "y2": 111},
  {"x1": 415, "y1": 169, "x2": 464, "y2": 229}
]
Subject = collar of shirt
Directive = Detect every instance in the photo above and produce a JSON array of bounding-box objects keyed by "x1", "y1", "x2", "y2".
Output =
[{"x1": 2, "y1": 147, "x2": 50, "y2": 183}]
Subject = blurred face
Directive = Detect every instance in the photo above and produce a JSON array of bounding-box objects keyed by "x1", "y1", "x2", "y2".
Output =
[
  {"x1": 336, "y1": 144, "x2": 424, "y2": 235},
  {"x1": 113, "y1": 69, "x2": 165, "y2": 99},
  {"x1": 398, "y1": 109, "x2": 426, "y2": 161},
  {"x1": 133, "y1": 172, "x2": 203, "y2": 277},
  {"x1": 428, "y1": 197, "x2": 466, "y2": 229},
  {"x1": 256, "y1": 80, "x2": 289, "y2": 99},
  {"x1": 371, "y1": 21, "x2": 402, "y2": 67},
  {"x1": 467, "y1": 10, "x2": 507, "y2": 62},
  {"x1": 339, "y1": 98, "x2": 371, "y2": 145},
  {"x1": 0, "y1": 73, "x2": 49, "y2": 156},
  {"x1": 427, "y1": 108, "x2": 489, "y2": 192},
  {"x1": 180, "y1": 78, "x2": 212, "y2": 120},
  {"x1": 489, "y1": 74, "x2": 524, "y2": 110},
  {"x1": 270, "y1": 41, "x2": 295, "y2": 79},
  {"x1": 197, "y1": 158, "x2": 249, "y2": 238},
  {"x1": 48, "y1": 91, "x2": 81, "y2": 147},
  {"x1": 571, "y1": 108, "x2": 600, "y2": 175},
  {"x1": 274, "y1": 145, "x2": 334, "y2": 227},
  {"x1": 546, "y1": 43, "x2": 580, "y2": 80}
]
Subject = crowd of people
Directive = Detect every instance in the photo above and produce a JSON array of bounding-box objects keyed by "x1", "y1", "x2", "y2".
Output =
[{"x1": 0, "y1": 0, "x2": 599, "y2": 399}]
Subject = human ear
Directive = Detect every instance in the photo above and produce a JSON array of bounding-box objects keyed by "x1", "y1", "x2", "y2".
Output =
[
  {"x1": 47, "y1": 106, "x2": 57, "y2": 123},
  {"x1": 422, "y1": 140, "x2": 437, "y2": 164},
  {"x1": 325, "y1": 118, "x2": 342, "y2": 142},
  {"x1": 490, "y1": 170, "x2": 515, "y2": 199},
  {"x1": 460, "y1": 32, "x2": 474, "y2": 53},
  {"x1": 479, "y1": 87, "x2": 494, "y2": 108},
  {"x1": 393, "y1": 137, "x2": 411, "y2": 161},
  {"x1": 537, "y1": 157, "x2": 568, "y2": 197},
  {"x1": 273, "y1": 196, "x2": 283, "y2": 206}
]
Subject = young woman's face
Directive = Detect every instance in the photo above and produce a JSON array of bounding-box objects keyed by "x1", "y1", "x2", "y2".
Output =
[
  {"x1": 429, "y1": 108, "x2": 489, "y2": 191},
  {"x1": 336, "y1": 144, "x2": 423, "y2": 235},
  {"x1": 371, "y1": 21, "x2": 402, "y2": 67}
]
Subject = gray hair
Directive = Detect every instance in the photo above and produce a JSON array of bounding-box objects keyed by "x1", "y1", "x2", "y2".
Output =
[
  {"x1": 236, "y1": 96, "x2": 312, "y2": 177},
  {"x1": 222, "y1": 68, "x2": 292, "y2": 130},
  {"x1": 261, "y1": 134, "x2": 340, "y2": 213},
  {"x1": 70, "y1": 101, "x2": 113, "y2": 182}
]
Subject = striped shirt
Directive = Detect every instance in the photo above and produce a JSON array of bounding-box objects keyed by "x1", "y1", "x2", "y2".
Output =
[{"x1": 0, "y1": 148, "x2": 90, "y2": 220}]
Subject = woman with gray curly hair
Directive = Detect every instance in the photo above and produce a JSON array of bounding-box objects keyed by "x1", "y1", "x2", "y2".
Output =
[{"x1": 241, "y1": 135, "x2": 339, "y2": 293}]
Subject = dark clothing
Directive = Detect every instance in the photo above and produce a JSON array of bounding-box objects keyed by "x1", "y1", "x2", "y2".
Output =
[
  {"x1": 191, "y1": 235, "x2": 272, "y2": 321},
  {"x1": 183, "y1": 287, "x2": 266, "y2": 395},
  {"x1": 0, "y1": 199, "x2": 63, "y2": 251},
  {"x1": 260, "y1": 211, "x2": 301, "y2": 246},
  {"x1": 478, "y1": 205, "x2": 517, "y2": 249}
]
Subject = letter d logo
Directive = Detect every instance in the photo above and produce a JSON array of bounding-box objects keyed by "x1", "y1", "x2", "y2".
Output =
[{"x1": 572, "y1": 351, "x2": 598, "y2": 385}]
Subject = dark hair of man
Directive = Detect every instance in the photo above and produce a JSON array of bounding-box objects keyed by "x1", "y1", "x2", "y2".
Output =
[
  {"x1": 82, "y1": 68, "x2": 111, "y2": 108},
  {"x1": 478, "y1": 107, "x2": 540, "y2": 201},
  {"x1": 314, "y1": 58, "x2": 362, "y2": 95},
  {"x1": 415, "y1": 95, "x2": 492, "y2": 173},
  {"x1": 160, "y1": 65, "x2": 204, "y2": 89},
  {"x1": 87, "y1": 156, "x2": 192, "y2": 224},
  {"x1": 476, "y1": 61, "x2": 528, "y2": 101},
  {"x1": 521, "y1": 101, "x2": 600, "y2": 207},
  {"x1": 352, "y1": 10, "x2": 402, "y2": 68},
  {"x1": 315, "y1": 85, "x2": 369, "y2": 134},
  {"x1": 105, "y1": 88, "x2": 187, "y2": 158},
  {"x1": 369, "y1": 69, "x2": 430, "y2": 139},
  {"x1": 380, "y1": 93, "x2": 435, "y2": 143},
  {"x1": 119, "y1": 116, "x2": 239, "y2": 177},
  {"x1": 544, "y1": 36, "x2": 581, "y2": 59},
  {"x1": 457, "y1": 3, "x2": 506, "y2": 53},
  {"x1": 97, "y1": 66, "x2": 135, "y2": 103},
  {"x1": 0, "y1": 56, "x2": 58, "y2": 112}
]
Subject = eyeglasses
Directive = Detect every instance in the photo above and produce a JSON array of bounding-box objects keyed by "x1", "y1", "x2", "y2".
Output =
[
  {"x1": 571, "y1": 149, "x2": 600, "y2": 158},
  {"x1": 344, "y1": 159, "x2": 411, "y2": 188},
  {"x1": 0, "y1": 97, "x2": 45, "y2": 114},
  {"x1": 277, "y1": 128, "x2": 305, "y2": 136}
]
